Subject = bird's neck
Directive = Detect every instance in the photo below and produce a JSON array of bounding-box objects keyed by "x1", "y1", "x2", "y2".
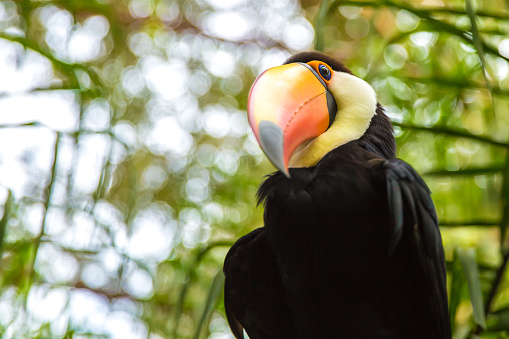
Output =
[
  {"x1": 358, "y1": 104, "x2": 397, "y2": 160},
  {"x1": 288, "y1": 104, "x2": 396, "y2": 168}
]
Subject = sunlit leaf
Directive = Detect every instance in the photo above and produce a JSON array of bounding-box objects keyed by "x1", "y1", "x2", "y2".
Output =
[
  {"x1": 193, "y1": 270, "x2": 225, "y2": 339},
  {"x1": 449, "y1": 248, "x2": 466, "y2": 333},
  {"x1": 457, "y1": 248, "x2": 486, "y2": 329}
]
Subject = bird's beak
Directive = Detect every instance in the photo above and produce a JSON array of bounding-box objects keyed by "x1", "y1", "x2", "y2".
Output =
[{"x1": 247, "y1": 63, "x2": 337, "y2": 177}]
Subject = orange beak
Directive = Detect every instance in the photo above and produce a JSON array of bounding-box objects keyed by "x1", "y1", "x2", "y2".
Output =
[{"x1": 247, "y1": 63, "x2": 337, "y2": 177}]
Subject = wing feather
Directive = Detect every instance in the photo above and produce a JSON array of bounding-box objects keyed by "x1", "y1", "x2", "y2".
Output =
[
  {"x1": 384, "y1": 159, "x2": 451, "y2": 339},
  {"x1": 223, "y1": 227, "x2": 297, "y2": 339}
]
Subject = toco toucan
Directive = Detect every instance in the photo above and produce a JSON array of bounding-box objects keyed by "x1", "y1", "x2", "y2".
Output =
[{"x1": 223, "y1": 51, "x2": 451, "y2": 339}]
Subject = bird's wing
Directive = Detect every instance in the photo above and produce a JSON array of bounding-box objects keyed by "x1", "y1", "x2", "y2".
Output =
[
  {"x1": 384, "y1": 159, "x2": 451, "y2": 338},
  {"x1": 223, "y1": 227, "x2": 297, "y2": 339}
]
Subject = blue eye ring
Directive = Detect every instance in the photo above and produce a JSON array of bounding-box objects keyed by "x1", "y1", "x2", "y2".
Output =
[{"x1": 318, "y1": 64, "x2": 331, "y2": 81}]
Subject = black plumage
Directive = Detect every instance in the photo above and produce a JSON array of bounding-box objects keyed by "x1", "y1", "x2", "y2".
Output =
[{"x1": 223, "y1": 52, "x2": 451, "y2": 339}]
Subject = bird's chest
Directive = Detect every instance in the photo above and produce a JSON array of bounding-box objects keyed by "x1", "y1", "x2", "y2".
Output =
[
  {"x1": 259, "y1": 165, "x2": 397, "y2": 337},
  {"x1": 264, "y1": 166, "x2": 388, "y2": 235},
  {"x1": 264, "y1": 169, "x2": 390, "y2": 269}
]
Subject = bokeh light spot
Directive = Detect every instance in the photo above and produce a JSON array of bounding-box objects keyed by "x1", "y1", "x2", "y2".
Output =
[
  {"x1": 204, "y1": 11, "x2": 253, "y2": 41},
  {"x1": 384, "y1": 44, "x2": 408, "y2": 69},
  {"x1": 282, "y1": 18, "x2": 314, "y2": 50},
  {"x1": 396, "y1": 10, "x2": 419, "y2": 32},
  {"x1": 499, "y1": 39, "x2": 509, "y2": 59},
  {"x1": 345, "y1": 17, "x2": 370, "y2": 39},
  {"x1": 339, "y1": 6, "x2": 362, "y2": 19},
  {"x1": 129, "y1": 0, "x2": 154, "y2": 18}
]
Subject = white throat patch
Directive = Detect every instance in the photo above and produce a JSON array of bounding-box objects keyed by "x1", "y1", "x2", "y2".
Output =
[{"x1": 288, "y1": 71, "x2": 377, "y2": 168}]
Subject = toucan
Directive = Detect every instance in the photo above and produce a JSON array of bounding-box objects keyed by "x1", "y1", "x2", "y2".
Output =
[{"x1": 223, "y1": 51, "x2": 451, "y2": 339}]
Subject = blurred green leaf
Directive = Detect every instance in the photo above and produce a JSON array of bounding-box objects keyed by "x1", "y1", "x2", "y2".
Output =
[
  {"x1": 458, "y1": 248, "x2": 486, "y2": 329},
  {"x1": 449, "y1": 249, "x2": 466, "y2": 333},
  {"x1": 423, "y1": 164, "x2": 504, "y2": 177},
  {"x1": 393, "y1": 122, "x2": 509, "y2": 148},
  {"x1": 192, "y1": 270, "x2": 225, "y2": 339},
  {"x1": 500, "y1": 157, "x2": 509, "y2": 246},
  {"x1": 0, "y1": 190, "x2": 12, "y2": 259},
  {"x1": 402, "y1": 76, "x2": 509, "y2": 97},
  {"x1": 172, "y1": 241, "x2": 232, "y2": 337},
  {"x1": 440, "y1": 220, "x2": 499, "y2": 227},
  {"x1": 464, "y1": 0, "x2": 495, "y2": 116},
  {"x1": 314, "y1": 0, "x2": 331, "y2": 52}
]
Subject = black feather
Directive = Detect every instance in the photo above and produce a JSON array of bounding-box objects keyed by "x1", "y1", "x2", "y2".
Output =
[
  {"x1": 223, "y1": 227, "x2": 299, "y2": 339},
  {"x1": 384, "y1": 159, "x2": 451, "y2": 339},
  {"x1": 360, "y1": 104, "x2": 397, "y2": 160},
  {"x1": 284, "y1": 51, "x2": 355, "y2": 75}
]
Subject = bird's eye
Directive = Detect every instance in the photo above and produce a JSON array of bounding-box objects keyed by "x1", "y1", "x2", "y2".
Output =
[{"x1": 318, "y1": 65, "x2": 331, "y2": 81}]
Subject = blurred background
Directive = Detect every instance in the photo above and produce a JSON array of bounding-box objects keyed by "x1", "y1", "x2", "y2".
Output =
[{"x1": 0, "y1": 0, "x2": 508, "y2": 338}]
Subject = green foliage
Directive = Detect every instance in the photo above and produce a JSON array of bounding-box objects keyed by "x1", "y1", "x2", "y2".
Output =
[
  {"x1": 458, "y1": 248, "x2": 486, "y2": 330},
  {"x1": 0, "y1": 0, "x2": 508, "y2": 338}
]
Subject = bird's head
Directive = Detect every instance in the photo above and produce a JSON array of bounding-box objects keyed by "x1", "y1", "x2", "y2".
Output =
[{"x1": 248, "y1": 51, "x2": 395, "y2": 177}]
